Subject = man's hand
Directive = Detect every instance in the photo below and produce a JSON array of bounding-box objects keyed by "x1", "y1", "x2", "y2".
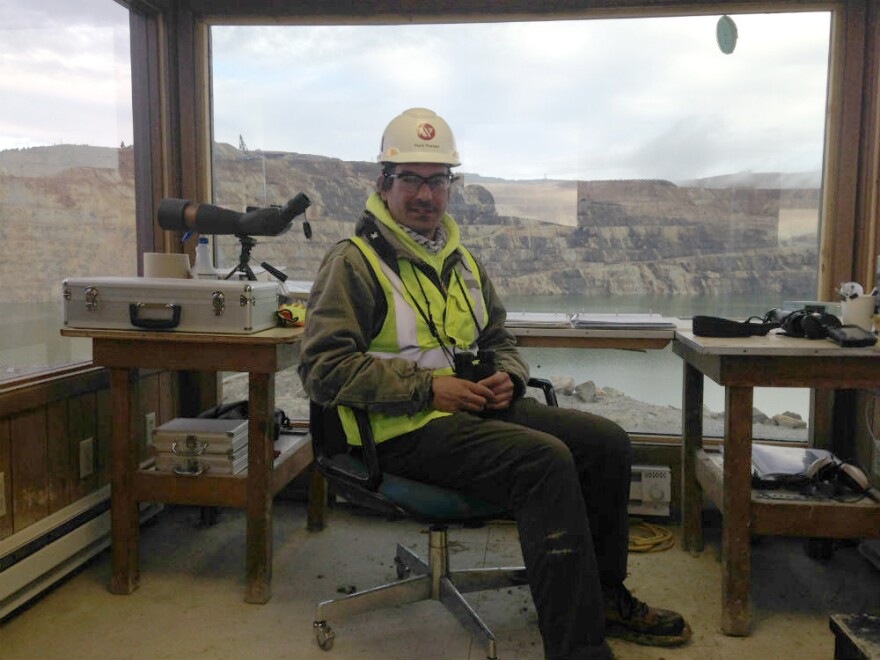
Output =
[
  {"x1": 478, "y1": 371, "x2": 514, "y2": 410},
  {"x1": 431, "y1": 375, "x2": 493, "y2": 413}
]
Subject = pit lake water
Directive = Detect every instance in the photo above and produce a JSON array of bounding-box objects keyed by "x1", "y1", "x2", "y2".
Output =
[
  {"x1": 3, "y1": 293, "x2": 813, "y2": 429},
  {"x1": 505, "y1": 293, "x2": 814, "y2": 422}
]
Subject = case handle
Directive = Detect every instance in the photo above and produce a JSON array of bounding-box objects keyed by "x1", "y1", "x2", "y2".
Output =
[
  {"x1": 129, "y1": 302, "x2": 181, "y2": 329},
  {"x1": 171, "y1": 439, "x2": 208, "y2": 456},
  {"x1": 173, "y1": 459, "x2": 209, "y2": 477}
]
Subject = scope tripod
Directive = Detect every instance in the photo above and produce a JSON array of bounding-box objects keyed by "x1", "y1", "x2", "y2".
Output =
[
  {"x1": 223, "y1": 234, "x2": 260, "y2": 281},
  {"x1": 222, "y1": 233, "x2": 287, "y2": 282}
]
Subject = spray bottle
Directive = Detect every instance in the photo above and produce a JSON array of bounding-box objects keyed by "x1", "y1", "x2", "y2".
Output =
[{"x1": 193, "y1": 236, "x2": 218, "y2": 279}]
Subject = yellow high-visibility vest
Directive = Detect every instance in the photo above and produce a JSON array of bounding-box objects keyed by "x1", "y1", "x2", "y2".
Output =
[{"x1": 338, "y1": 235, "x2": 488, "y2": 445}]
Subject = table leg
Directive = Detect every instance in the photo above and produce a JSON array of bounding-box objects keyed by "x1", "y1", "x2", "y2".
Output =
[
  {"x1": 245, "y1": 371, "x2": 275, "y2": 603},
  {"x1": 307, "y1": 469, "x2": 326, "y2": 531},
  {"x1": 721, "y1": 385, "x2": 753, "y2": 636},
  {"x1": 109, "y1": 367, "x2": 140, "y2": 594},
  {"x1": 681, "y1": 361, "x2": 705, "y2": 552}
]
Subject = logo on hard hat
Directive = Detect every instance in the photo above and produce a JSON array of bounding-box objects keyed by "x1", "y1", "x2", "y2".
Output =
[{"x1": 416, "y1": 123, "x2": 436, "y2": 141}]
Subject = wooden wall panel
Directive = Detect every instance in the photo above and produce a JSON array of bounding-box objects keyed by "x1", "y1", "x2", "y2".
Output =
[
  {"x1": 69, "y1": 392, "x2": 98, "y2": 501},
  {"x1": 0, "y1": 365, "x2": 179, "y2": 539},
  {"x1": 46, "y1": 400, "x2": 70, "y2": 514},
  {"x1": 11, "y1": 409, "x2": 48, "y2": 532},
  {"x1": 138, "y1": 372, "x2": 161, "y2": 464},
  {"x1": 0, "y1": 418, "x2": 11, "y2": 540},
  {"x1": 96, "y1": 388, "x2": 111, "y2": 487},
  {"x1": 158, "y1": 370, "x2": 177, "y2": 425}
]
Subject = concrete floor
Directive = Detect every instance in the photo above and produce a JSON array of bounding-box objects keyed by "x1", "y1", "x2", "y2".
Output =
[{"x1": 2, "y1": 500, "x2": 880, "y2": 660}]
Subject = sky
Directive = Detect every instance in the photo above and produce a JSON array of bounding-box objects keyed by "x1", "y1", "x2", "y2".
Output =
[
  {"x1": 0, "y1": 1, "x2": 831, "y2": 182},
  {"x1": 0, "y1": 0, "x2": 132, "y2": 150}
]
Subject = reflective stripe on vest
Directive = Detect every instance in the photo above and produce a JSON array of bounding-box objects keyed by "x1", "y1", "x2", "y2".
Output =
[{"x1": 338, "y1": 235, "x2": 488, "y2": 445}]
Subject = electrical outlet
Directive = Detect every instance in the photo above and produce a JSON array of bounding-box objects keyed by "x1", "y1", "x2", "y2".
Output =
[
  {"x1": 79, "y1": 438, "x2": 95, "y2": 479},
  {"x1": 0, "y1": 472, "x2": 6, "y2": 517},
  {"x1": 144, "y1": 411, "x2": 156, "y2": 442}
]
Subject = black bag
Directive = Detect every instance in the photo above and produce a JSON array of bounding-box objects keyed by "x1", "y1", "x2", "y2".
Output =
[
  {"x1": 692, "y1": 315, "x2": 776, "y2": 338},
  {"x1": 197, "y1": 400, "x2": 291, "y2": 441}
]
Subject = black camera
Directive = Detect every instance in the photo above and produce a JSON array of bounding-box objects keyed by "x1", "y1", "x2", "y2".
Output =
[
  {"x1": 453, "y1": 349, "x2": 496, "y2": 382},
  {"x1": 766, "y1": 308, "x2": 842, "y2": 340}
]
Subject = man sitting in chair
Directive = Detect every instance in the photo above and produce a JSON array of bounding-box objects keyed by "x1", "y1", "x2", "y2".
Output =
[{"x1": 298, "y1": 107, "x2": 691, "y2": 660}]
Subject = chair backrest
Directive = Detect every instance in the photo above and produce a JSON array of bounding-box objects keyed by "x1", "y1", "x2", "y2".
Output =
[{"x1": 310, "y1": 377, "x2": 557, "y2": 522}]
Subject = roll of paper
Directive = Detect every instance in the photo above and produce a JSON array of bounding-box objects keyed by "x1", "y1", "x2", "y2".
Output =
[
  {"x1": 143, "y1": 252, "x2": 191, "y2": 279},
  {"x1": 841, "y1": 295, "x2": 875, "y2": 331}
]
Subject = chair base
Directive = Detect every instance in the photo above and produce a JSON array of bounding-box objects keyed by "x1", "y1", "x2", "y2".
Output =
[{"x1": 314, "y1": 525, "x2": 528, "y2": 659}]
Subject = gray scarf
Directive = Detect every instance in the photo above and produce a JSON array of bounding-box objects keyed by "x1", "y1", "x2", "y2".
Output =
[{"x1": 400, "y1": 224, "x2": 447, "y2": 254}]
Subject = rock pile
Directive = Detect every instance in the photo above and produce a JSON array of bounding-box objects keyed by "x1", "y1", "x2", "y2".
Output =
[{"x1": 224, "y1": 370, "x2": 809, "y2": 442}]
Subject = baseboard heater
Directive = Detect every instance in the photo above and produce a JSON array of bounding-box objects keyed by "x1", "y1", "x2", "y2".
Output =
[
  {"x1": 0, "y1": 486, "x2": 161, "y2": 620},
  {"x1": 628, "y1": 464, "x2": 672, "y2": 517}
]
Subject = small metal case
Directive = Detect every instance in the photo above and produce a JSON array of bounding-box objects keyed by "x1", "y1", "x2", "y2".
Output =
[
  {"x1": 62, "y1": 276, "x2": 278, "y2": 334},
  {"x1": 151, "y1": 417, "x2": 249, "y2": 476}
]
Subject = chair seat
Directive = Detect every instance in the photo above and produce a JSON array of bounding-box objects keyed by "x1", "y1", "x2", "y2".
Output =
[{"x1": 329, "y1": 453, "x2": 507, "y2": 521}]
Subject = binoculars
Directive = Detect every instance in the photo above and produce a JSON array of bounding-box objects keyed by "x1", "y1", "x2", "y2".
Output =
[
  {"x1": 453, "y1": 349, "x2": 496, "y2": 382},
  {"x1": 766, "y1": 308, "x2": 842, "y2": 340}
]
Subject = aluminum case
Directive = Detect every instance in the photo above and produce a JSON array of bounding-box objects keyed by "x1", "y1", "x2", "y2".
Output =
[
  {"x1": 151, "y1": 417, "x2": 249, "y2": 476},
  {"x1": 62, "y1": 276, "x2": 279, "y2": 334}
]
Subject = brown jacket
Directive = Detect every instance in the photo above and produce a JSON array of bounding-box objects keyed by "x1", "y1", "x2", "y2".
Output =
[{"x1": 298, "y1": 194, "x2": 529, "y2": 418}]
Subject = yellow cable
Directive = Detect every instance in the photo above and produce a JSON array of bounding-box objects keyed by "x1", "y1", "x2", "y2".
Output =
[
  {"x1": 491, "y1": 517, "x2": 675, "y2": 552},
  {"x1": 628, "y1": 520, "x2": 675, "y2": 553}
]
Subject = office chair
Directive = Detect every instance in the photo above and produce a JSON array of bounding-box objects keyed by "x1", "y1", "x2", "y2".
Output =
[{"x1": 311, "y1": 378, "x2": 558, "y2": 660}]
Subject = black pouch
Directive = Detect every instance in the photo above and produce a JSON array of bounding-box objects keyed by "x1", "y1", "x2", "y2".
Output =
[
  {"x1": 197, "y1": 400, "x2": 291, "y2": 441},
  {"x1": 826, "y1": 324, "x2": 877, "y2": 347},
  {"x1": 692, "y1": 315, "x2": 777, "y2": 338}
]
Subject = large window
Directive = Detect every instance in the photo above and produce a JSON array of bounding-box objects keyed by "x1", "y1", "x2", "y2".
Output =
[
  {"x1": 0, "y1": 0, "x2": 135, "y2": 385},
  {"x1": 210, "y1": 12, "x2": 830, "y2": 438}
]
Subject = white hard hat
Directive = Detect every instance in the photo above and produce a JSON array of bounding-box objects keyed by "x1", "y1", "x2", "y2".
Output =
[{"x1": 377, "y1": 107, "x2": 461, "y2": 167}]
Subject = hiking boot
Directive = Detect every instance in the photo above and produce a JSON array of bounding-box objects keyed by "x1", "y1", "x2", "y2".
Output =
[{"x1": 603, "y1": 584, "x2": 692, "y2": 647}]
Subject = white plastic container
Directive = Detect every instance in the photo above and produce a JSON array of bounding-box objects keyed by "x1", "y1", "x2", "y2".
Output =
[{"x1": 193, "y1": 236, "x2": 218, "y2": 279}]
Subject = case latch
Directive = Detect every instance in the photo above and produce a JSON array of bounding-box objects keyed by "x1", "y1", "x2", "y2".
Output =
[
  {"x1": 240, "y1": 284, "x2": 254, "y2": 307},
  {"x1": 85, "y1": 286, "x2": 99, "y2": 311},
  {"x1": 171, "y1": 434, "x2": 208, "y2": 456},
  {"x1": 211, "y1": 290, "x2": 226, "y2": 316}
]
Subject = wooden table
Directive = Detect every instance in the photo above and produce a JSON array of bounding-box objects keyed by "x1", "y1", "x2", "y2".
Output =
[
  {"x1": 510, "y1": 326, "x2": 673, "y2": 350},
  {"x1": 673, "y1": 330, "x2": 880, "y2": 635},
  {"x1": 61, "y1": 326, "x2": 321, "y2": 603}
]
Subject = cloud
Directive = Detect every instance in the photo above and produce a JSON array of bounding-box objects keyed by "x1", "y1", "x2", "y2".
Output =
[
  {"x1": 2, "y1": 4, "x2": 831, "y2": 182},
  {"x1": 212, "y1": 12, "x2": 829, "y2": 181},
  {"x1": 0, "y1": 0, "x2": 130, "y2": 149},
  {"x1": 0, "y1": 0, "x2": 124, "y2": 30}
]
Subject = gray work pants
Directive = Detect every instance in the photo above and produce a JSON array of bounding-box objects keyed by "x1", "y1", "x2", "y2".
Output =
[{"x1": 376, "y1": 396, "x2": 632, "y2": 660}]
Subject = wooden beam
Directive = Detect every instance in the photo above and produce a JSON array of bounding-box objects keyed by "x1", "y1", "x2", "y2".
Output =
[
  {"x1": 820, "y1": 0, "x2": 868, "y2": 297},
  {"x1": 861, "y1": 0, "x2": 880, "y2": 284},
  {"x1": 0, "y1": 419, "x2": 12, "y2": 540},
  {"x1": 179, "y1": 0, "x2": 841, "y2": 24}
]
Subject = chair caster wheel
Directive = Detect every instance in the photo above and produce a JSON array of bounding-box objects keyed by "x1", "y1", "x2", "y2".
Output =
[
  {"x1": 314, "y1": 621, "x2": 335, "y2": 650},
  {"x1": 394, "y1": 555, "x2": 410, "y2": 579}
]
